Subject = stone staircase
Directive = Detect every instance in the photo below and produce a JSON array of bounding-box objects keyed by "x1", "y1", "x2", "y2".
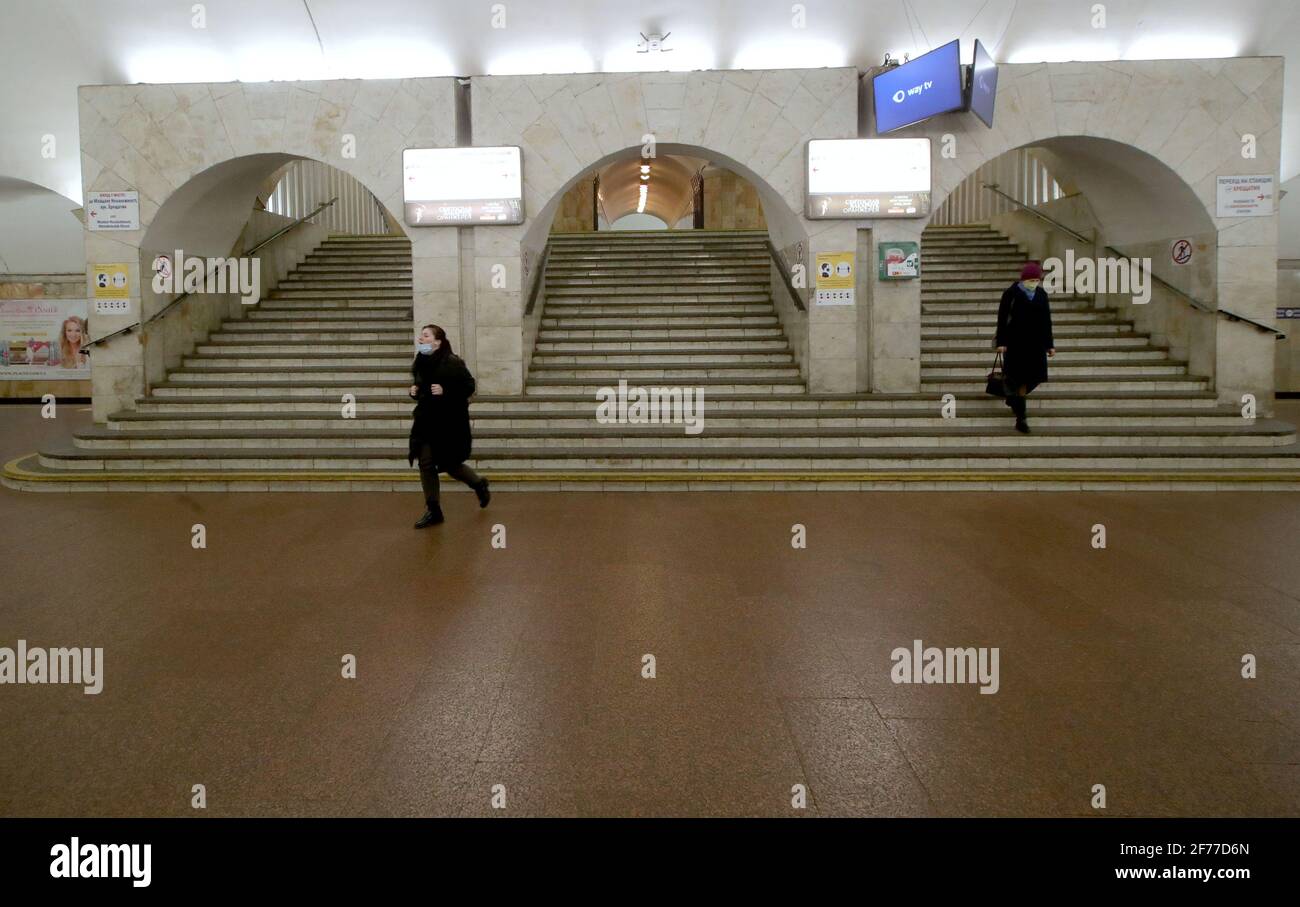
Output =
[{"x1": 6, "y1": 226, "x2": 1300, "y2": 492}]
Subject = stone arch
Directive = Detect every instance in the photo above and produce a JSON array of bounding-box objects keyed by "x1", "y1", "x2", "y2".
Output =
[
  {"x1": 868, "y1": 57, "x2": 1282, "y2": 404},
  {"x1": 522, "y1": 141, "x2": 805, "y2": 252},
  {"x1": 929, "y1": 135, "x2": 1224, "y2": 381},
  {"x1": 77, "y1": 77, "x2": 459, "y2": 417}
]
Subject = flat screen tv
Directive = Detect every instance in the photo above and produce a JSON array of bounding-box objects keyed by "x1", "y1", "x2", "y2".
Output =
[
  {"x1": 968, "y1": 38, "x2": 999, "y2": 128},
  {"x1": 805, "y1": 138, "x2": 932, "y2": 219},
  {"x1": 873, "y1": 39, "x2": 964, "y2": 134},
  {"x1": 402, "y1": 146, "x2": 524, "y2": 226}
]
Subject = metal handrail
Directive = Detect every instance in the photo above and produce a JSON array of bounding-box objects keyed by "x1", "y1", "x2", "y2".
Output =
[
  {"x1": 523, "y1": 241, "x2": 552, "y2": 316},
  {"x1": 983, "y1": 183, "x2": 1092, "y2": 244},
  {"x1": 980, "y1": 184, "x2": 1284, "y2": 338},
  {"x1": 83, "y1": 196, "x2": 339, "y2": 349},
  {"x1": 765, "y1": 239, "x2": 806, "y2": 312}
]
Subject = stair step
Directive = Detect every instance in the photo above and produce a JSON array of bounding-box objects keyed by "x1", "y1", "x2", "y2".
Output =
[
  {"x1": 74, "y1": 423, "x2": 1292, "y2": 451},
  {"x1": 106, "y1": 408, "x2": 1252, "y2": 432},
  {"x1": 37, "y1": 443, "x2": 1300, "y2": 474}
]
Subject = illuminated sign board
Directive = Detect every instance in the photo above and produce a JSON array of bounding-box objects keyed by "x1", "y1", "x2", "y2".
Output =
[
  {"x1": 968, "y1": 38, "x2": 999, "y2": 129},
  {"x1": 805, "y1": 138, "x2": 932, "y2": 219},
  {"x1": 402, "y1": 146, "x2": 524, "y2": 226},
  {"x1": 873, "y1": 40, "x2": 964, "y2": 134}
]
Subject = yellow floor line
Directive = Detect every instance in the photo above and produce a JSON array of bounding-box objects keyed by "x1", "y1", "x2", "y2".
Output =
[{"x1": 7, "y1": 454, "x2": 1300, "y2": 485}]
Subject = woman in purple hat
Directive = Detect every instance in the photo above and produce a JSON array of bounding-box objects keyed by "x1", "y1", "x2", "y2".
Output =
[{"x1": 994, "y1": 261, "x2": 1055, "y2": 433}]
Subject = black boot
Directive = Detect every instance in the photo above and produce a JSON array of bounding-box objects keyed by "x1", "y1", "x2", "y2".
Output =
[
  {"x1": 414, "y1": 503, "x2": 445, "y2": 528},
  {"x1": 473, "y1": 478, "x2": 491, "y2": 509},
  {"x1": 1009, "y1": 395, "x2": 1029, "y2": 433}
]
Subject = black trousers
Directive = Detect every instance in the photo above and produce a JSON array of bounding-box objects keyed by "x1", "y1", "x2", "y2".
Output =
[
  {"x1": 1007, "y1": 383, "x2": 1029, "y2": 420},
  {"x1": 417, "y1": 444, "x2": 481, "y2": 506}
]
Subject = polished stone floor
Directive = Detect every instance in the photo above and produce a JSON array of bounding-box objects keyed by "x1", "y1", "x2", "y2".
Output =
[{"x1": 2, "y1": 403, "x2": 1299, "y2": 817}]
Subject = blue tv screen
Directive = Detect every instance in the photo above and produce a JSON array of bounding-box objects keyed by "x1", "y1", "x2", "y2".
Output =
[
  {"x1": 873, "y1": 39, "x2": 964, "y2": 134},
  {"x1": 969, "y1": 38, "x2": 999, "y2": 128}
]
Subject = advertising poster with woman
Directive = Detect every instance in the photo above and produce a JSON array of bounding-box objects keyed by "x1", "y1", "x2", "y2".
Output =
[{"x1": 0, "y1": 299, "x2": 91, "y2": 379}]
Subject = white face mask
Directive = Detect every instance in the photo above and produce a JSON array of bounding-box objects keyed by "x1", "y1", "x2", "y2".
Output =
[{"x1": 416, "y1": 342, "x2": 434, "y2": 355}]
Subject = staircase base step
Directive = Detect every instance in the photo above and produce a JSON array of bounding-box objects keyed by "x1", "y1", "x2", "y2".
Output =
[{"x1": 7, "y1": 454, "x2": 1300, "y2": 493}]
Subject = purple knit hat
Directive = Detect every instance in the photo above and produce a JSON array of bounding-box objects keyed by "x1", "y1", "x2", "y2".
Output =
[{"x1": 1020, "y1": 261, "x2": 1044, "y2": 281}]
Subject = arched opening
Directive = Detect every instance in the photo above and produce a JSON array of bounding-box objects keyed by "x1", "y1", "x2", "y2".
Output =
[
  {"x1": 137, "y1": 153, "x2": 401, "y2": 387},
  {"x1": 928, "y1": 136, "x2": 1220, "y2": 382},
  {"x1": 544, "y1": 153, "x2": 769, "y2": 235},
  {"x1": 521, "y1": 143, "x2": 808, "y2": 381},
  {"x1": 0, "y1": 176, "x2": 83, "y2": 273}
]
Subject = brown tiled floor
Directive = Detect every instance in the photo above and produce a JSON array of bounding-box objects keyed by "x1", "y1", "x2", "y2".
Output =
[{"x1": 1, "y1": 403, "x2": 1299, "y2": 816}]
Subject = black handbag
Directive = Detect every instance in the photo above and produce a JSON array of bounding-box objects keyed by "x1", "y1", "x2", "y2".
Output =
[{"x1": 985, "y1": 351, "x2": 1007, "y2": 397}]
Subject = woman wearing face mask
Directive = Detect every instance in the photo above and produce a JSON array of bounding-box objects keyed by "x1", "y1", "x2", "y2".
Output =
[
  {"x1": 994, "y1": 262, "x2": 1056, "y2": 433},
  {"x1": 408, "y1": 324, "x2": 490, "y2": 527}
]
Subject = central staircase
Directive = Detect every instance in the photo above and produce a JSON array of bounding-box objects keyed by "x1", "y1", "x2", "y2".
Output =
[{"x1": 6, "y1": 226, "x2": 1299, "y2": 492}]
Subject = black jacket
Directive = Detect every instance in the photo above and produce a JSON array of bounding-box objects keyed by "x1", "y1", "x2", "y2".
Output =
[
  {"x1": 995, "y1": 283, "x2": 1055, "y2": 393},
  {"x1": 407, "y1": 351, "x2": 476, "y2": 469}
]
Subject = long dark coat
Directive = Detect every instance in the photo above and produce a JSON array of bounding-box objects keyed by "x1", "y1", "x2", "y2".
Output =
[
  {"x1": 407, "y1": 351, "x2": 476, "y2": 469},
  {"x1": 995, "y1": 283, "x2": 1055, "y2": 394}
]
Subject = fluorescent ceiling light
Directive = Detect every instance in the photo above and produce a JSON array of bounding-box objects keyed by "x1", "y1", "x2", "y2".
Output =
[
  {"x1": 329, "y1": 40, "x2": 457, "y2": 79},
  {"x1": 124, "y1": 47, "x2": 237, "y2": 84},
  {"x1": 732, "y1": 39, "x2": 847, "y2": 70},
  {"x1": 487, "y1": 46, "x2": 595, "y2": 75},
  {"x1": 602, "y1": 38, "x2": 715, "y2": 73},
  {"x1": 1006, "y1": 42, "x2": 1121, "y2": 64},
  {"x1": 233, "y1": 45, "x2": 330, "y2": 82},
  {"x1": 1123, "y1": 36, "x2": 1239, "y2": 60}
]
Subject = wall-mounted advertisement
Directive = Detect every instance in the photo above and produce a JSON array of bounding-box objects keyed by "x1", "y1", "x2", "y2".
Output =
[
  {"x1": 967, "y1": 39, "x2": 999, "y2": 129},
  {"x1": 0, "y1": 299, "x2": 91, "y2": 380},
  {"x1": 873, "y1": 40, "x2": 964, "y2": 134},
  {"x1": 806, "y1": 138, "x2": 932, "y2": 219},
  {"x1": 402, "y1": 147, "x2": 524, "y2": 226}
]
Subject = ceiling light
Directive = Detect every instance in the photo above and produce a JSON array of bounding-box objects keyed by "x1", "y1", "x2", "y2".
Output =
[
  {"x1": 1006, "y1": 42, "x2": 1120, "y2": 64},
  {"x1": 1123, "y1": 36, "x2": 1239, "y2": 60},
  {"x1": 732, "y1": 39, "x2": 847, "y2": 70},
  {"x1": 487, "y1": 46, "x2": 595, "y2": 75}
]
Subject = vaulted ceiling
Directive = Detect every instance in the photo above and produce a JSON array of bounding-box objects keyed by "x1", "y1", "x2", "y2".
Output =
[{"x1": 2, "y1": 0, "x2": 1300, "y2": 254}]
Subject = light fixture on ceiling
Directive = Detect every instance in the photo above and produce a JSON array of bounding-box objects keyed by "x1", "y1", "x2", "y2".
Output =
[
  {"x1": 1123, "y1": 35, "x2": 1239, "y2": 60},
  {"x1": 637, "y1": 183, "x2": 648, "y2": 213},
  {"x1": 1006, "y1": 42, "x2": 1121, "y2": 64},
  {"x1": 637, "y1": 32, "x2": 673, "y2": 54}
]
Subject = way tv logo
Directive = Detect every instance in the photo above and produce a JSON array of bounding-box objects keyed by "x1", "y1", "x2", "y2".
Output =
[{"x1": 151, "y1": 250, "x2": 261, "y2": 305}]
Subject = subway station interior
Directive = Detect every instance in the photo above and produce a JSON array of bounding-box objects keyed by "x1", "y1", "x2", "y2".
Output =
[{"x1": 2, "y1": 0, "x2": 1300, "y2": 820}]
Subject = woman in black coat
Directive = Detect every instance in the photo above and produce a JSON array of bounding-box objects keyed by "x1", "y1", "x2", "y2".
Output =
[
  {"x1": 994, "y1": 262, "x2": 1056, "y2": 433},
  {"x1": 408, "y1": 324, "x2": 490, "y2": 527}
]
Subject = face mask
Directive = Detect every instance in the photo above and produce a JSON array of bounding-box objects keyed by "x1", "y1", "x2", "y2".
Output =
[
  {"x1": 417, "y1": 343, "x2": 433, "y2": 355},
  {"x1": 1020, "y1": 281, "x2": 1039, "y2": 293}
]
